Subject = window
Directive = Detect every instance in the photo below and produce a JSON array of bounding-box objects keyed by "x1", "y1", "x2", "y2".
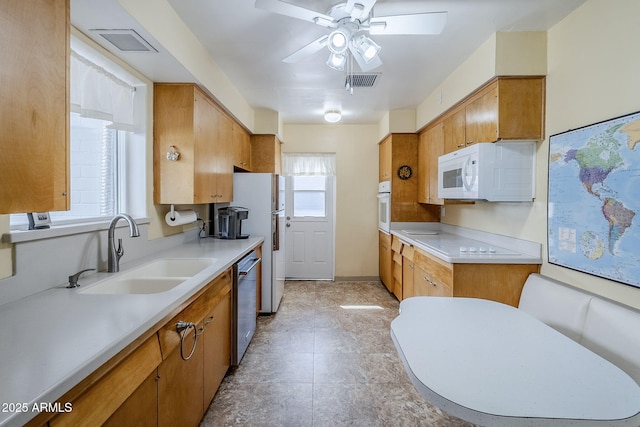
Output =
[
  {"x1": 292, "y1": 176, "x2": 327, "y2": 217},
  {"x1": 10, "y1": 36, "x2": 146, "y2": 229}
]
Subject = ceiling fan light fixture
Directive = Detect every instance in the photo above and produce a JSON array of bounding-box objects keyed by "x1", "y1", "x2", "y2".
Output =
[
  {"x1": 327, "y1": 52, "x2": 347, "y2": 71},
  {"x1": 324, "y1": 110, "x2": 342, "y2": 123},
  {"x1": 327, "y1": 29, "x2": 350, "y2": 54},
  {"x1": 354, "y1": 35, "x2": 381, "y2": 63}
]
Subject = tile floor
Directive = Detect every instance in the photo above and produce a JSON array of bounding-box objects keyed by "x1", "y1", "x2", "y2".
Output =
[{"x1": 200, "y1": 280, "x2": 475, "y2": 427}]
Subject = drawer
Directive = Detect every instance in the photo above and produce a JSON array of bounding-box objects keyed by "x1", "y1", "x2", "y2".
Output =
[
  {"x1": 158, "y1": 269, "x2": 232, "y2": 359},
  {"x1": 414, "y1": 248, "x2": 453, "y2": 288},
  {"x1": 414, "y1": 264, "x2": 453, "y2": 297},
  {"x1": 392, "y1": 251, "x2": 403, "y2": 265},
  {"x1": 402, "y1": 244, "x2": 415, "y2": 261},
  {"x1": 391, "y1": 235, "x2": 403, "y2": 253}
]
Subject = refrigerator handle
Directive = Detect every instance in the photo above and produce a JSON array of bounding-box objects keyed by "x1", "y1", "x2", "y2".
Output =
[{"x1": 272, "y1": 213, "x2": 279, "y2": 251}]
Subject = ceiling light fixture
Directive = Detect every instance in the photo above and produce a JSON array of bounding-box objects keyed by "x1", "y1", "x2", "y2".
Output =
[
  {"x1": 354, "y1": 35, "x2": 381, "y2": 63},
  {"x1": 327, "y1": 29, "x2": 350, "y2": 54},
  {"x1": 326, "y1": 52, "x2": 346, "y2": 71},
  {"x1": 324, "y1": 110, "x2": 342, "y2": 123}
]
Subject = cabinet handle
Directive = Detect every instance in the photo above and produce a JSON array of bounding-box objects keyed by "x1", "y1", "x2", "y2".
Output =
[
  {"x1": 176, "y1": 320, "x2": 198, "y2": 361},
  {"x1": 457, "y1": 143, "x2": 465, "y2": 147},
  {"x1": 204, "y1": 315, "x2": 215, "y2": 327}
]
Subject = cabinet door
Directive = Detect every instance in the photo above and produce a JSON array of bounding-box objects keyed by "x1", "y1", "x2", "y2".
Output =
[
  {"x1": 379, "y1": 232, "x2": 393, "y2": 292},
  {"x1": 203, "y1": 290, "x2": 232, "y2": 407},
  {"x1": 103, "y1": 371, "x2": 157, "y2": 427},
  {"x1": 158, "y1": 325, "x2": 204, "y2": 427},
  {"x1": 443, "y1": 108, "x2": 466, "y2": 154},
  {"x1": 233, "y1": 122, "x2": 251, "y2": 171},
  {"x1": 0, "y1": 0, "x2": 69, "y2": 214},
  {"x1": 378, "y1": 136, "x2": 392, "y2": 182},
  {"x1": 194, "y1": 89, "x2": 218, "y2": 203},
  {"x1": 465, "y1": 83, "x2": 498, "y2": 144},
  {"x1": 418, "y1": 124, "x2": 444, "y2": 205},
  {"x1": 417, "y1": 132, "x2": 429, "y2": 204},
  {"x1": 214, "y1": 112, "x2": 234, "y2": 202},
  {"x1": 402, "y1": 259, "x2": 414, "y2": 299},
  {"x1": 427, "y1": 123, "x2": 444, "y2": 205}
]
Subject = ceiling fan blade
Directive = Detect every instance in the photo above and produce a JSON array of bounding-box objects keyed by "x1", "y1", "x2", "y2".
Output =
[
  {"x1": 255, "y1": 0, "x2": 336, "y2": 27},
  {"x1": 349, "y1": 43, "x2": 382, "y2": 72},
  {"x1": 282, "y1": 35, "x2": 329, "y2": 63},
  {"x1": 370, "y1": 12, "x2": 447, "y2": 35},
  {"x1": 345, "y1": 0, "x2": 377, "y2": 20}
]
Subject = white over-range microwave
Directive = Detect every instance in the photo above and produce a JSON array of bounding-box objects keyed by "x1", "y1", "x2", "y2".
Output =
[{"x1": 437, "y1": 141, "x2": 536, "y2": 202}]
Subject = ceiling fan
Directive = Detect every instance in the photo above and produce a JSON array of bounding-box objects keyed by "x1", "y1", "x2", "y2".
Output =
[{"x1": 255, "y1": 0, "x2": 447, "y2": 72}]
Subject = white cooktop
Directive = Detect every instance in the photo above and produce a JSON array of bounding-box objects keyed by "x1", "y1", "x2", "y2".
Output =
[{"x1": 414, "y1": 235, "x2": 522, "y2": 257}]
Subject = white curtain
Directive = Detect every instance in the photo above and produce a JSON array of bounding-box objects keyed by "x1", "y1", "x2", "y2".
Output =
[
  {"x1": 70, "y1": 50, "x2": 136, "y2": 131},
  {"x1": 282, "y1": 153, "x2": 336, "y2": 176}
]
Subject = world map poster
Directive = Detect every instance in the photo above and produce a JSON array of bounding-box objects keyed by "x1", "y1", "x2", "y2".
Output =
[{"x1": 548, "y1": 111, "x2": 640, "y2": 288}]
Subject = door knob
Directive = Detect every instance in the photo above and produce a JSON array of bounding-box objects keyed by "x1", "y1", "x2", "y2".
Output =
[{"x1": 286, "y1": 223, "x2": 291, "y2": 227}]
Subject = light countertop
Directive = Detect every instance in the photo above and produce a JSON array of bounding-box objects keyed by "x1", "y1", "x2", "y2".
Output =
[
  {"x1": 389, "y1": 223, "x2": 542, "y2": 264},
  {"x1": 391, "y1": 297, "x2": 640, "y2": 426},
  {"x1": 0, "y1": 236, "x2": 263, "y2": 427}
]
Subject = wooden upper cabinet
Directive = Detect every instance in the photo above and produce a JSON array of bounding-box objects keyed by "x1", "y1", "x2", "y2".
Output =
[
  {"x1": 154, "y1": 83, "x2": 233, "y2": 204},
  {"x1": 381, "y1": 133, "x2": 440, "y2": 221},
  {"x1": 250, "y1": 134, "x2": 282, "y2": 174},
  {"x1": 378, "y1": 136, "x2": 392, "y2": 182},
  {"x1": 443, "y1": 108, "x2": 466, "y2": 154},
  {"x1": 233, "y1": 122, "x2": 251, "y2": 171},
  {"x1": 0, "y1": 0, "x2": 70, "y2": 214},
  {"x1": 440, "y1": 76, "x2": 545, "y2": 153},
  {"x1": 418, "y1": 123, "x2": 444, "y2": 205}
]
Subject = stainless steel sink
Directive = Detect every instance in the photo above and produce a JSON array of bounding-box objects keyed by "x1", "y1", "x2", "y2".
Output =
[{"x1": 79, "y1": 258, "x2": 216, "y2": 295}]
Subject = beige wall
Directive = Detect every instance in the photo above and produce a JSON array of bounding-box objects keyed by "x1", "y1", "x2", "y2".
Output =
[
  {"x1": 542, "y1": 0, "x2": 640, "y2": 307},
  {"x1": 440, "y1": 0, "x2": 640, "y2": 308},
  {"x1": 282, "y1": 124, "x2": 380, "y2": 277}
]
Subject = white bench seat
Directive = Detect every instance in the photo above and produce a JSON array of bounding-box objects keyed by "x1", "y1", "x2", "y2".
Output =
[{"x1": 519, "y1": 273, "x2": 640, "y2": 384}]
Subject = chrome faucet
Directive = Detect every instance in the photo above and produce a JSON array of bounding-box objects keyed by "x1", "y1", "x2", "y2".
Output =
[{"x1": 107, "y1": 214, "x2": 140, "y2": 273}]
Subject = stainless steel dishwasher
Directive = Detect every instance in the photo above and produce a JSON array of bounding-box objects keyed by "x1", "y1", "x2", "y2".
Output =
[{"x1": 232, "y1": 251, "x2": 260, "y2": 365}]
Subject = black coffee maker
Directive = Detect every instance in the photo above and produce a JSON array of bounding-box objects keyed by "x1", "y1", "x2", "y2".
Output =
[{"x1": 217, "y1": 207, "x2": 249, "y2": 239}]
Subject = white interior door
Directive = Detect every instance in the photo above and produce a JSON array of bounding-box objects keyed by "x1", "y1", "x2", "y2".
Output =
[{"x1": 285, "y1": 175, "x2": 335, "y2": 280}]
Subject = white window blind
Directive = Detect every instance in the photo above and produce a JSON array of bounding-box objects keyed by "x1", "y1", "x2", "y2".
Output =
[
  {"x1": 282, "y1": 153, "x2": 336, "y2": 176},
  {"x1": 70, "y1": 50, "x2": 136, "y2": 131}
]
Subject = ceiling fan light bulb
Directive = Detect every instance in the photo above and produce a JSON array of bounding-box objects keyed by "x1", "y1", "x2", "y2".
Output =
[
  {"x1": 328, "y1": 29, "x2": 349, "y2": 54},
  {"x1": 324, "y1": 110, "x2": 342, "y2": 123},
  {"x1": 355, "y1": 35, "x2": 381, "y2": 63},
  {"x1": 327, "y1": 52, "x2": 346, "y2": 71}
]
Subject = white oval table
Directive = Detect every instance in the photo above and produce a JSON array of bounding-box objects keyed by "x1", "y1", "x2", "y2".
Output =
[{"x1": 391, "y1": 297, "x2": 640, "y2": 426}]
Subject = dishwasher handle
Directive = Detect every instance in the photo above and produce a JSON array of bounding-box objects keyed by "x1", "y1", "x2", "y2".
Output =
[{"x1": 238, "y1": 257, "x2": 261, "y2": 276}]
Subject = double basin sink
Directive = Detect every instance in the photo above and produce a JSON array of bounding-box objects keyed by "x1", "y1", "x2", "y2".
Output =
[{"x1": 79, "y1": 258, "x2": 216, "y2": 295}]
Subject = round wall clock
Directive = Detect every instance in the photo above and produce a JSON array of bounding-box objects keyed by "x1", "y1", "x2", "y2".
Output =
[{"x1": 397, "y1": 165, "x2": 412, "y2": 180}]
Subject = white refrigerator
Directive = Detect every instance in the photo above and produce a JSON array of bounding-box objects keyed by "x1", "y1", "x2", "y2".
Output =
[{"x1": 232, "y1": 173, "x2": 286, "y2": 313}]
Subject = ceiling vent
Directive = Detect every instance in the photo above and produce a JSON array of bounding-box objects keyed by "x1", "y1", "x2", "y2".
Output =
[
  {"x1": 90, "y1": 29, "x2": 158, "y2": 53},
  {"x1": 345, "y1": 73, "x2": 380, "y2": 88}
]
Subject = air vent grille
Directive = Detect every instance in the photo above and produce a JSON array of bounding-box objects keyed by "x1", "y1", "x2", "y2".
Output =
[
  {"x1": 90, "y1": 29, "x2": 158, "y2": 53},
  {"x1": 345, "y1": 73, "x2": 380, "y2": 88}
]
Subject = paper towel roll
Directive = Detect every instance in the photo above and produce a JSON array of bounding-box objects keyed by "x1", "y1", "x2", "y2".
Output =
[{"x1": 165, "y1": 210, "x2": 197, "y2": 226}]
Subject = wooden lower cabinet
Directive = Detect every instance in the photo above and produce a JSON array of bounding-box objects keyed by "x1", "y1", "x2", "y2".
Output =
[
  {"x1": 42, "y1": 269, "x2": 234, "y2": 427},
  {"x1": 158, "y1": 325, "x2": 205, "y2": 427},
  {"x1": 409, "y1": 247, "x2": 539, "y2": 307},
  {"x1": 203, "y1": 290, "x2": 232, "y2": 407},
  {"x1": 104, "y1": 371, "x2": 158, "y2": 427},
  {"x1": 379, "y1": 231, "x2": 393, "y2": 292}
]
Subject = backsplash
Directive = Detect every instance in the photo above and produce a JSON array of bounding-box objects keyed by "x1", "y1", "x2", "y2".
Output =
[{"x1": 0, "y1": 225, "x2": 198, "y2": 306}]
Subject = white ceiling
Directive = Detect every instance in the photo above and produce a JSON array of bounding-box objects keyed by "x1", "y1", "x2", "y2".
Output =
[{"x1": 71, "y1": 0, "x2": 586, "y2": 125}]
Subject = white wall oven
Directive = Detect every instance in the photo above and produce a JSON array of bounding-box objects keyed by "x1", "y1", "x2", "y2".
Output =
[{"x1": 377, "y1": 181, "x2": 391, "y2": 233}]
